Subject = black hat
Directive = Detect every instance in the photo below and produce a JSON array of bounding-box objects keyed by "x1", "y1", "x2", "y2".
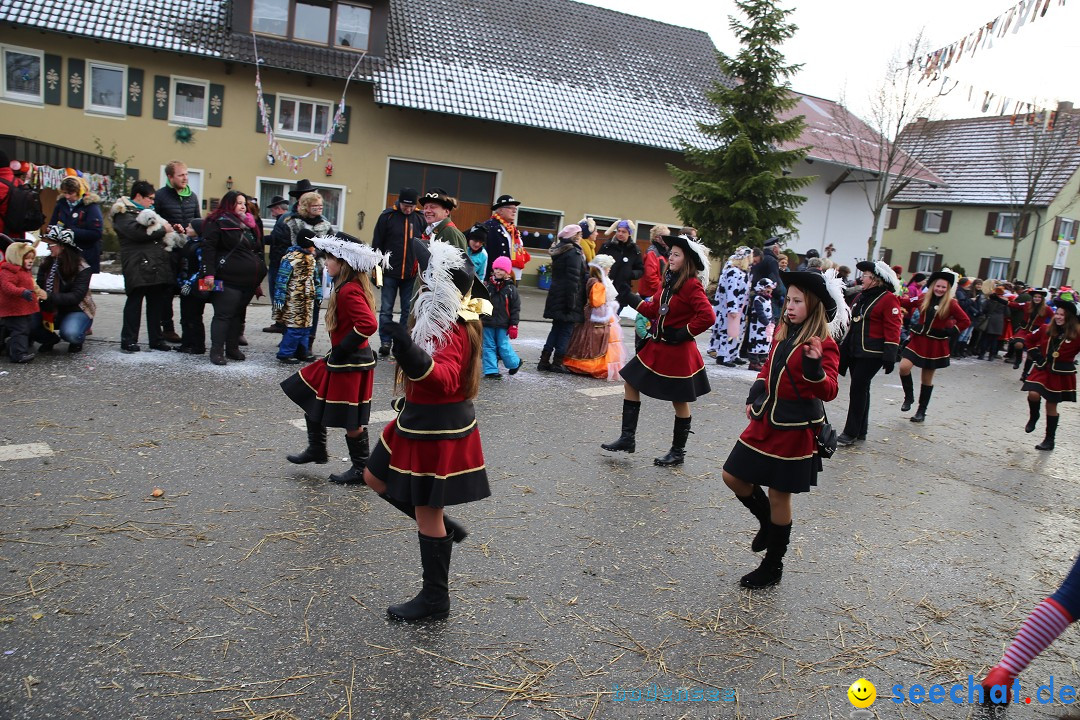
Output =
[
  {"x1": 466, "y1": 222, "x2": 488, "y2": 242},
  {"x1": 927, "y1": 268, "x2": 958, "y2": 288},
  {"x1": 288, "y1": 179, "x2": 319, "y2": 198},
  {"x1": 663, "y1": 234, "x2": 707, "y2": 272},
  {"x1": 910, "y1": 272, "x2": 928, "y2": 284},
  {"x1": 398, "y1": 187, "x2": 419, "y2": 205},
  {"x1": 409, "y1": 237, "x2": 489, "y2": 302},
  {"x1": 43, "y1": 225, "x2": 78, "y2": 249},
  {"x1": 805, "y1": 248, "x2": 820, "y2": 259},
  {"x1": 781, "y1": 270, "x2": 845, "y2": 325},
  {"x1": 189, "y1": 217, "x2": 204, "y2": 236},
  {"x1": 491, "y1": 194, "x2": 521, "y2": 211},
  {"x1": 764, "y1": 236, "x2": 782, "y2": 249},
  {"x1": 420, "y1": 187, "x2": 457, "y2": 210},
  {"x1": 268, "y1": 195, "x2": 289, "y2": 209},
  {"x1": 1029, "y1": 286, "x2": 1049, "y2": 296},
  {"x1": 1058, "y1": 300, "x2": 1079, "y2": 318},
  {"x1": 295, "y1": 228, "x2": 316, "y2": 249}
]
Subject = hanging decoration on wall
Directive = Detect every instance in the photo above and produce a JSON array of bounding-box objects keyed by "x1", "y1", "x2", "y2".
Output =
[
  {"x1": 266, "y1": 152, "x2": 276, "y2": 166},
  {"x1": 21, "y1": 163, "x2": 113, "y2": 199},
  {"x1": 324, "y1": 157, "x2": 334, "y2": 177},
  {"x1": 252, "y1": 34, "x2": 363, "y2": 175},
  {"x1": 174, "y1": 126, "x2": 195, "y2": 144}
]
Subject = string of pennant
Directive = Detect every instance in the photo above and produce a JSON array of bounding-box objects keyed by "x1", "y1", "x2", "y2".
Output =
[
  {"x1": 251, "y1": 34, "x2": 363, "y2": 175},
  {"x1": 916, "y1": 0, "x2": 1068, "y2": 85},
  {"x1": 935, "y1": 73, "x2": 1068, "y2": 124},
  {"x1": 24, "y1": 164, "x2": 112, "y2": 198}
]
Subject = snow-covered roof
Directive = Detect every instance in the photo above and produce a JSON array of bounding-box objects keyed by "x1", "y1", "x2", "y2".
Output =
[
  {"x1": 890, "y1": 113, "x2": 1080, "y2": 207},
  {"x1": 1, "y1": 0, "x2": 737, "y2": 152}
]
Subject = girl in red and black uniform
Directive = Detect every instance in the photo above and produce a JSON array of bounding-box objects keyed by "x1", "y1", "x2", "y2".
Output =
[
  {"x1": 363, "y1": 240, "x2": 492, "y2": 623},
  {"x1": 722, "y1": 269, "x2": 848, "y2": 589},
  {"x1": 1009, "y1": 287, "x2": 1053, "y2": 378},
  {"x1": 602, "y1": 234, "x2": 716, "y2": 467},
  {"x1": 1021, "y1": 300, "x2": 1079, "y2": 450},
  {"x1": 281, "y1": 234, "x2": 386, "y2": 484},
  {"x1": 898, "y1": 269, "x2": 971, "y2": 423},
  {"x1": 837, "y1": 261, "x2": 903, "y2": 446}
]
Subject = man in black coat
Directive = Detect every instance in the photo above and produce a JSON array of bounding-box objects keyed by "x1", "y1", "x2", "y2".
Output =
[
  {"x1": 371, "y1": 187, "x2": 425, "y2": 355},
  {"x1": 749, "y1": 238, "x2": 782, "y2": 289},
  {"x1": 598, "y1": 219, "x2": 643, "y2": 310},
  {"x1": 483, "y1": 194, "x2": 522, "y2": 275},
  {"x1": 539, "y1": 225, "x2": 588, "y2": 373},
  {"x1": 154, "y1": 161, "x2": 201, "y2": 343}
]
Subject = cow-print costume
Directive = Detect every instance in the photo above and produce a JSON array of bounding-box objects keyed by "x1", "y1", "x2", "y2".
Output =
[{"x1": 707, "y1": 260, "x2": 749, "y2": 361}]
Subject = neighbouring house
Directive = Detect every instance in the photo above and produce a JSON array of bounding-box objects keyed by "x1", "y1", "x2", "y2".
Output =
[
  {"x1": 883, "y1": 104, "x2": 1080, "y2": 286},
  {"x1": 776, "y1": 93, "x2": 942, "y2": 269},
  {"x1": 0, "y1": 0, "x2": 739, "y2": 282}
]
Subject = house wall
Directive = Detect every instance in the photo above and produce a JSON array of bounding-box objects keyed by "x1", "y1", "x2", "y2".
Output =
[
  {"x1": 0, "y1": 28, "x2": 684, "y2": 280},
  {"x1": 882, "y1": 165, "x2": 1079, "y2": 284},
  {"x1": 786, "y1": 162, "x2": 883, "y2": 269}
]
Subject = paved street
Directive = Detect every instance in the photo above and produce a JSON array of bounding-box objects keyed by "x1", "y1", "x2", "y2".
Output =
[{"x1": 0, "y1": 289, "x2": 1077, "y2": 720}]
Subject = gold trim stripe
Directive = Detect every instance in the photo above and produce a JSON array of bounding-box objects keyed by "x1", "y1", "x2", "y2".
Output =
[{"x1": 737, "y1": 438, "x2": 815, "y2": 461}]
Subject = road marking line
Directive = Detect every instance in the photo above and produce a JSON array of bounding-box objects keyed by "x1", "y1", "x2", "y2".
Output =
[
  {"x1": 576, "y1": 386, "x2": 626, "y2": 397},
  {"x1": 290, "y1": 409, "x2": 397, "y2": 430},
  {"x1": 0, "y1": 443, "x2": 54, "y2": 462}
]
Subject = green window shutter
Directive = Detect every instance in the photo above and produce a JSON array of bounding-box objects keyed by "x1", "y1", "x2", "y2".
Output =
[
  {"x1": 257, "y1": 93, "x2": 275, "y2": 133},
  {"x1": 127, "y1": 68, "x2": 144, "y2": 116},
  {"x1": 331, "y1": 105, "x2": 351, "y2": 144},
  {"x1": 152, "y1": 75, "x2": 170, "y2": 120},
  {"x1": 67, "y1": 58, "x2": 84, "y2": 109},
  {"x1": 208, "y1": 83, "x2": 225, "y2": 127},
  {"x1": 43, "y1": 54, "x2": 62, "y2": 105}
]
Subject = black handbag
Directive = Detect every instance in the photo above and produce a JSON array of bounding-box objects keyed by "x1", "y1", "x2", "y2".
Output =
[{"x1": 784, "y1": 353, "x2": 838, "y2": 459}]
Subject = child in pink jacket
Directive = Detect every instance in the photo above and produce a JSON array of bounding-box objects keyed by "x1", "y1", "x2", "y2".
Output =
[{"x1": 0, "y1": 242, "x2": 46, "y2": 362}]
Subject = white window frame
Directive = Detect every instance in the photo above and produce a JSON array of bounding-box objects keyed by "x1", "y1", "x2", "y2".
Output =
[
  {"x1": 85, "y1": 59, "x2": 127, "y2": 117},
  {"x1": 255, "y1": 176, "x2": 347, "y2": 231},
  {"x1": 251, "y1": 0, "x2": 289, "y2": 37},
  {"x1": 922, "y1": 210, "x2": 944, "y2": 233},
  {"x1": 158, "y1": 166, "x2": 205, "y2": 205},
  {"x1": 516, "y1": 206, "x2": 564, "y2": 250},
  {"x1": 916, "y1": 252, "x2": 937, "y2": 273},
  {"x1": 586, "y1": 215, "x2": 620, "y2": 238},
  {"x1": 1050, "y1": 268, "x2": 1066, "y2": 287},
  {"x1": 276, "y1": 93, "x2": 335, "y2": 142},
  {"x1": 995, "y1": 212, "x2": 1020, "y2": 238},
  {"x1": 1, "y1": 43, "x2": 44, "y2": 105},
  {"x1": 636, "y1": 219, "x2": 682, "y2": 243},
  {"x1": 987, "y1": 257, "x2": 1010, "y2": 281},
  {"x1": 334, "y1": 2, "x2": 373, "y2": 51},
  {"x1": 169, "y1": 76, "x2": 210, "y2": 126},
  {"x1": 1057, "y1": 218, "x2": 1077, "y2": 244}
]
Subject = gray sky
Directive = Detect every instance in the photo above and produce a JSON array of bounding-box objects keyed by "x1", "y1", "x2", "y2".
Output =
[{"x1": 578, "y1": 0, "x2": 1077, "y2": 120}]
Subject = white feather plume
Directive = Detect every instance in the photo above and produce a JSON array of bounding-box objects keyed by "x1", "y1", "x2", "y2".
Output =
[
  {"x1": 311, "y1": 236, "x2": 390, "y2": 274},
  {"x1": 683, "y1": 236, "x2": 711, "y2": 287},
  {"x1": 823, "y1": 268, "x2": 850, "y2": 339},
  {"x1": 873, "y1": 260, "x2": 904, "y2": 295},
  {"x1": 411, "y1": 240, "x2": 467, "y2": 355}
]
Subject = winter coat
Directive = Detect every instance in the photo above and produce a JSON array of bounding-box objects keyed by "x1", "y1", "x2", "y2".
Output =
[
  {"x1": 37, "y1": 257, "x2": 95, "y2": 319},
  {"x1": 153, "y1": 186, "x2": 201, "y2": 229},
  {"x1": 749, "y1": 251, "x2": 781, "y2": 289},
  {"x1": 0, "y1": 243, "x2": 39, "y2": 317},
  {"x1": 843, "y1": 285, "x2": 902, "y2": 363},
  {"x1": 982, "y1": 294, "x2": 1009, "y2": 335},
  {"x1": 49, "y1": 193, "x2": 104, "y2": 268},
  {"x1": 483, "y1": 217, "x2": 514, "y2": 270},
  {"x1": 0, "y1": 167, "x2": 25, "y2": 238},
  {"x1": 598, "y1": 238, "x2": 643, "y2": 299},
  {"x1": 273, "y1": 247, "x2": 322, "y2": 328},
  {"x1": 427, "y1": 217, "x2": 466, "y2": 250},
  {"x1": 468, "y1": 246, "x2": 488, "y2": 282},
  {"x1": 202, "y1": 213, "x2": 267, "y2": 290},
  {"x1": 177, "y1": 236, "x2": 204, "y2": 292},
  {"x1": 543, "y1": 240, "x2": 588, "y2": 323},
  {"x1": 111, "y1": 198, "x2": 175, "y2": 290},
  {"x1": 639, "y1": 242, "x2": 670, "y2": 300},
  {"x1": 371, "y1": 205, "x2": 425, "y2": 280},
  {"x1": 283, "y1": 213, "x2": 333, "y2": 250},
  {"x1": 482, "y1": 276, "x2": 520, "y2": 329}
]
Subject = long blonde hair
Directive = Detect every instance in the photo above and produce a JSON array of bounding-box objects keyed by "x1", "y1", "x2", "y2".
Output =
[
  {"x1": 395, "y1": 318, "x2": 483, "y2": 399},
  {"x1": 325, "y1": 264, "x2": 374, "y2": 335},
  {"x1": 774, "y1": 287, "x2": 830, "y2": 347},
  {"x1": 919, "y1": 279, "x2": 956, "y2": 321}
]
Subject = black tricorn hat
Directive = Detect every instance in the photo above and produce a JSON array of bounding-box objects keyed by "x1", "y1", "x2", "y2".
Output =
[
  {"x1": 419, "y1": 187, "x2": 457, "y2": 210},
  {"x1": 1029, "y1": 286, "x2": 1050, "y2": 296},
  {"x1": 289, "y1": 179, "x2": 320, "y2": 197},
  {"x1": 491, "y1": 194, "x2": 521, "y2": 210},
  {"x1": 409, "y1": 237, "x2": 488, "y2": 302},
  {"x1": 927, "y1": 268, "x2": 959, "y2": 288},
  {"x1": 663, "y1": 234, "x2": 707, "y2": 271},
  {"x1": 466, "y1": 222, "x2": 488, "y2": 242},
  {"x1": 782, "y1": 270, "x2": 839, "y2": 322},
  {"x1": 268, "y1": 195, "x2": 289, "y2": 209}
]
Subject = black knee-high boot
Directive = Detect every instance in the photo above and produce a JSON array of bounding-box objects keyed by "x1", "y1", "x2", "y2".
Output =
[
  {"x1": 654, "y1": 416, "x2": 692, "y2": 467},
  {"x1": 1020, "y1": 354, "x2": 1035, "y2": 382},
  {"x1": 376, "y1": 493, "x2": 469, "y2": 543},
  {"x1": 287, "y1": 416, "x2": 328, "y2": 464},
  {"x1": 329, "y1": 430, "x2": 368, "y2": 485},
  {"x1": 601, "y1": 399, "x2": 640, "y2": 453},
  {"x1": 900, "y1": 373, "x2": 915, "y2": 412},
  {"x1": 1025, "y1": 398, "x2": 1041, "y2": 433},
  {"x1": 537, "y1": 347, "x2": 553, "y2": 372},
  {"x1": 1035, "y1": 415, "x2": 1058, "y2": 451},
  {"x1": 387, "y1": 532, "x2": 452, "y2": 622},
  {"x1": 910, "y1": 384, "x2": 933, "y2": 423},
  {"x1": 736, "y1": 486, "x2": 771, "y2": 552},
  {"x1": 740, "y1": 522, "x2": 791, "y2": 589}
]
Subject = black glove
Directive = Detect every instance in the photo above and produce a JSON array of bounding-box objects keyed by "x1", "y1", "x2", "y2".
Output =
[
  {"x1": 882, "y1": 361, "x2": 894, "y2": 375},
  {"x1": 618, "y1": 288, "x2": 643, "y2": 309},
  {"x1": 661, "y1": 325, "x2": 693, "y2": 343},
  {"x1": 1028, "y1": 347, "x2": 1043, "y2": 364},
  {"x1": 21, "y1": 289, "x2": 34, "y2": 302},
  {"x1": 947, "y1": 326, "x2": 960, "y2": 340},
  {"x1": 327, "y1": 326, "x2": 364, "y2": 365},
  {"x1": 385, "y1": 321, "x2": 433, "y2": 379}
]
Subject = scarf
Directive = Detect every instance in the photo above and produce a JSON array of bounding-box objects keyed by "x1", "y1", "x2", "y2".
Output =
[
  {"x1": 175, "y1": 185, "x2": 193, "y2": 198},
  {"x1": 492, "y1": 214, "x2": 523, "y2": 256},
  {"x1": 45, "y1": 261, "x2": 59, "y2": 294}
]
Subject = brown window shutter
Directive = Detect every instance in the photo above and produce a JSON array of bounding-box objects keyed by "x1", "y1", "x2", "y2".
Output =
[
  {"x1": 887, "y1": 208, "x2": 899, "y2": 230},
  {"x1": 1052, "y1": 216, "x2": 1062, "y2": 241},
  {"x1": 908, "y1": 251, "x2": 920, "y2": 273},
  {"x1": 914, "y1": 209, "x2": 926, "y2": 231},
  {"x1": 883, "y1": 248, "x2": 893, "y2": 264},
  {"x1": 978, "y1": 258, "x2": 991, "y2": 278},
  {"x1": 940, "y1": 210, "x2": 951, "y2": 233},
  {"x1": 933, "y1": 254, "x2": 944, "y2": 271},
  {"x1": 985, "y1": 212, "x2": 998, "y2": 236},
  {"x1": 1044, "y1": 265, "x2": 1053, "y2": 286},
  {"x1": 1019, "y1": 214, "x2": 1030, "y2": 237}
]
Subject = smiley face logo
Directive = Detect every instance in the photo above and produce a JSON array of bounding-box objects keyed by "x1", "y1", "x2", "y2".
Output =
[{"x1": 847, "y1": 678, "x2": 876, "y2": 708}]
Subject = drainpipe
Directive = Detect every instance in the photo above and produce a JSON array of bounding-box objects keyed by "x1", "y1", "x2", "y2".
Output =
[{"x1": 1025, "y1": 209, "x2": 1042, "y2": 284}]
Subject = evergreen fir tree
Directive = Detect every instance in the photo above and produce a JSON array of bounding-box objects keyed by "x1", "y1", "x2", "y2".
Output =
[{"x1": 670, "y1": 0, "x2": 813, "y2": 254}]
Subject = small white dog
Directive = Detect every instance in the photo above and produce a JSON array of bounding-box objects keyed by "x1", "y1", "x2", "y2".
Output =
[{"x1": 135, "y1": 208, "x2": 187, "y2": 252}]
